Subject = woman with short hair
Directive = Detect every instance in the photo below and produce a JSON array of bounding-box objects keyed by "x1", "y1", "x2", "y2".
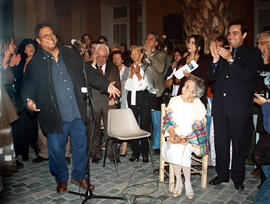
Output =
[{"x1": 162, "y1": 75, "x2": 207, "y2": 199}]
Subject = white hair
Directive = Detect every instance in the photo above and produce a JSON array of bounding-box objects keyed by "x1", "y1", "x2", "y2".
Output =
[
  {"x1": 188, "y1": 75, "x2": 205, "y2": 98},
  {"x1": 257, "y1": 32, "x2": 270, "y2": 43},
  {"x1": 95, "y1": 44, "x2": 110, "y2": 56}
]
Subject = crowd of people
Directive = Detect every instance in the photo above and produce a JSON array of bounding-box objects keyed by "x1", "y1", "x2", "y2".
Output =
[{"x1": 0, "y1": 20, "x2": 270, "y2": 203}]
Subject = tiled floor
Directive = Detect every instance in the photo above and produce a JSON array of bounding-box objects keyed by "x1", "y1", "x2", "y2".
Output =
[{"x1": 0, "y1": 150, "x2": 260, "y2": 204}]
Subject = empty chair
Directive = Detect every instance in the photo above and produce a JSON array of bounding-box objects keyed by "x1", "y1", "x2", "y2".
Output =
[{"x1": 103, "y1": 108, "x2": 154, "y2": 175}]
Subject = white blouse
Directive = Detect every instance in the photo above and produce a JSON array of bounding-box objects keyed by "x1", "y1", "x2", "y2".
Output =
[{"x1": 124, "y1": 64, "x2": 149, "y2": 92}]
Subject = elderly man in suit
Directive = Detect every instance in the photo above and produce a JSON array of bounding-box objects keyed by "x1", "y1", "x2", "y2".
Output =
[
  {"x1": 208, "y1": 20, "x2": 262, "y2": 190},
  {"x1": 89, "y1": 44, "x2": 121, "y2": 164}
]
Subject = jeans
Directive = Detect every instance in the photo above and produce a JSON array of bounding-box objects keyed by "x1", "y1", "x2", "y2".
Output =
[
  {"x1": 255, "y1": 165, "x2": 270, "y2": 204},
  {"x1": 47, "y1": 119, "x2": 87, "y2": 183},
  {"x1": 151, "y1": 110, "x2": 161, "y2": 150}
]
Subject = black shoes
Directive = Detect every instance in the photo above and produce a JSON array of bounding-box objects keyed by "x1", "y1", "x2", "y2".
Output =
[
  {"x1": 16, "y1": 160, "x2": 24, "y2": 169},
  {"x1": 32, "y1": 156, "x2": 48, "y2": 163},
  {"x1": 153, "y1": 149, "x2": 160, "y2": 155},
  {"x1": 234, "y1": 182, "x2": 245, "y2": 190},
  {"x1": 92, "y1": 157, "x2": 101, "y2": 164},
  {"x1": 209, "y1": 176, "x2": 229, "y2": 185},
  {"x1": 143, "y1": 156, "x2": 149, "y2": 163},
  {"x1": 109, "y1": 157, "x2": 121, "y2": 163},
  {"x1": 22, "y1": 154, "x2": 29, "y2": 161},
  {"x1": 129, "y1": 155, "x2": 139, "y2": 162}
]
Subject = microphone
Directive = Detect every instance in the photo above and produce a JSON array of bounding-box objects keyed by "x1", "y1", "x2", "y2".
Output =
[{"x1": 71, "y1": 39, "x2": 82, "y2": 49}]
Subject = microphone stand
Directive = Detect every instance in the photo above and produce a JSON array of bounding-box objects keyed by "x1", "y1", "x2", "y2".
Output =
[{"x1": 68, "y1": 56, "x2": 124, "y2": 203}]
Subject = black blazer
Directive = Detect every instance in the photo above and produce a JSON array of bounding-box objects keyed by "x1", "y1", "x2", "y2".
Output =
[
  {"x1": 21, "y1": 46, "x2": 109, "y2": 134},
  {"x1": 90, "y1": 61, "x2": 120, "y2": 106},
  {"x1": 208, "y1": 44, "x2": 262, "y2": 117}
]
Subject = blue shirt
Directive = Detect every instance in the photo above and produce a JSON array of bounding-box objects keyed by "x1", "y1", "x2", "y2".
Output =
[{"x1": 43, "y1": 48, "x2": 81, "y2": 122}]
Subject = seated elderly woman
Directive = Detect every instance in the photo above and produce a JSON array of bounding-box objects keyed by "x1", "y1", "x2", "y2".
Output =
[{"x1": 162, "y1": 75, "x2": 207, "y2": 199}]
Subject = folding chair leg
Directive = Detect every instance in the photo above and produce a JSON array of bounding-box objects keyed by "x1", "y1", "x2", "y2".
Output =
[
  {"x1": 111, "y1": 141, "x2": 119, "y2": 176},
  {"x1": 103, "y1": 138, "x2": 110, "y2": 167},
  {"x1": 147, "y1": 138, "x2": 154, "y2": 169}
]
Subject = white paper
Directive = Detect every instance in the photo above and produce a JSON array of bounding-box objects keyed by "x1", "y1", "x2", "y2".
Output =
[
  {"x1": 174, "y1": 60, "x2": 199, "y2": 80},
  {"x1": 131, "y1": 90, "x2": 136, "y2": 106}
]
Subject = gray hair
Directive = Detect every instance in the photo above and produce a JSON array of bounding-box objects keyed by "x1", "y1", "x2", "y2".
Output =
[
  {"x1": 95, "y1": 43, "x2": 110, "y2": 56},
  {"x1": 187, "y1": 75, "x2": 205, "y2": 98},
  {"x1": 257, "y1": 32, "x2": 270, "y2": 42}
]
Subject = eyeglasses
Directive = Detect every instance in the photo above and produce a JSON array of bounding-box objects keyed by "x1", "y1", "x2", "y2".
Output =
[
  {"x1": 96, "y1": 55, "x2": 108, "y2": 59},
  {"x1": 256, "y1": 41, "x2": 269, "y2": 46},
  {"x1": 39, "y1": 33, "x2": 56, "y2": 40}
]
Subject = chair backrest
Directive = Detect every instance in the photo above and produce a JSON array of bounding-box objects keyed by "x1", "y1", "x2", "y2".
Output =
[
  {"x1": 160, "y1": 104, "x2": 166, "y2": 149},
  {"x1": 107, "y1": 108, "x2": 141, "y2": 137}
]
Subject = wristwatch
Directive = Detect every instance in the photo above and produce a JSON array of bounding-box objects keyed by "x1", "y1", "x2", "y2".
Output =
[{"x1": 227, "y1": 58, "x2": 234, "y2": 64}]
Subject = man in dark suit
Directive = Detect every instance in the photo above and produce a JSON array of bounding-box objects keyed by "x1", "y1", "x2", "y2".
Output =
[
  {"x1": 89, "y1": 44, "x2": 121, "y2": 164},
  {"x1": 21, "y1": 23, "x2": 120, "y2": 193},
  {"x1": 208, "y1": 20, "x2": 262, "y2": 190}
]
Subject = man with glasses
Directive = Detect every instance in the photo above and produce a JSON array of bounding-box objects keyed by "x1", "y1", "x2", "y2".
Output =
[
  {"x1": 257, "y1": 32, "x2": 270, "y2": 65},
  {"x1": 250, "y1": 32, "x2": 270, "y2": 185},
  {"x1": 143, "y1": 32, "x2": 166, "y2": 156},
  {"x1": 89, "y1": 44, "x2": 120, "y2": 164},
  {"x1": 21, "y1": 23, "x2": 120, "y2": 193}
]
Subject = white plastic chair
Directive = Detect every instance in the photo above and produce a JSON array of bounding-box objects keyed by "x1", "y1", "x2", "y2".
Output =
[{"x1": 103, "y1": 108, "x2": 154, "y2": 175}]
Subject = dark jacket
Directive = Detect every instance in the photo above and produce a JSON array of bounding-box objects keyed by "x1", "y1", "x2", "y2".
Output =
[
  {"x1": 21, "y1": 46, "x2": 109, "y2": 134},
  {"x1": 91, "y1": 61, "x2": 120, "y2": 100},
  {"x1": 208, "y1": 44, "x2": 262, "y2": 117}
]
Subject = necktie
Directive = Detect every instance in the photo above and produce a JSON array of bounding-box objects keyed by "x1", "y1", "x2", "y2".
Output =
[
  {"x1": 232, "y1": 48, "x2": 236, "y2": 59},
  {"x1": 97, "y1": 65, "x2": 104, "y2": 75}
]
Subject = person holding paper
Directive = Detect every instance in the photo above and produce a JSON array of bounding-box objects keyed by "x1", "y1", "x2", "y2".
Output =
[
  {"x1": 164, "y1": 48, "x2": 183, "y2": 99},
  {"x1": 120, "y1": 45, "x2": 156, "y2": 163},
  {"x1": 175, "y1": 35, "x2": 209, "y2": 106}
]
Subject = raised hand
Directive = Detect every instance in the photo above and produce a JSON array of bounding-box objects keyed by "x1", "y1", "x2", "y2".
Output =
[
  {"x1": 107, "y1": 81, "x2": 120, "y2": 98},
  {"x1": 217, "y1": 46, "x2": 232, "y2": 61},
  {"x1": 2, "y1": 49, "x2": 11, "y2": 69},
  {"x1": 263, "y1": 46, "x2": 270, "y2": 65},
  {"x1": 254, "y1": 93, "x2": 269, "y2": 106},
  {"x1": 9, "y1": 54, "x2": 21, "y2": 67},
  {"x1": 27, "y1": 98, "x2": 40, "y2": 112},
  {"x1": 210, "y1": 41, "x2": 220, "y2": 63}
]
